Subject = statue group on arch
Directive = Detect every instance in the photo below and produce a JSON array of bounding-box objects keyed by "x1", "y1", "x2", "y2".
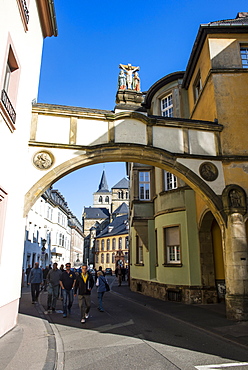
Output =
[{"x1": 118, "y1": 63, "x2": 141, "y2": 92}]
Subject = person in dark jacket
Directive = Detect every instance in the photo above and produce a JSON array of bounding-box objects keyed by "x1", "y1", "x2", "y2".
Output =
[
  {"x1": 60, "y1": 263, "x2": 76, "y2": 318},
  {"x1": 96, "y1": 271, "x2": 108, "y2": 312},
  {"x1": 74, "y1": 264, "x2": 94, "y2": 323}
]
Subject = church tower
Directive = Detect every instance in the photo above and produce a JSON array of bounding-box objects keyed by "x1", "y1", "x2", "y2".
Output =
[{"x1": 93, "y1": 170, "x2": 111, "y2": 211}]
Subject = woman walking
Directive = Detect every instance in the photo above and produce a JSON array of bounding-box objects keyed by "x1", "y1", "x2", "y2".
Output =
[{"x1": 96, "y1": 271, "x2": 108, "y2": 312}]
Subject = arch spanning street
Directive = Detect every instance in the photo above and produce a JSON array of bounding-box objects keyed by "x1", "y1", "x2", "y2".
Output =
[
  {"x1": 25, "y1": 103, "x2": 248, "y2": 321},
  {"x1": 26, "y1": 104, "x2": 224, "y2": 222}
]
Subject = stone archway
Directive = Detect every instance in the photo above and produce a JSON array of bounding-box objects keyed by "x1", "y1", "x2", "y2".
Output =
[
  {"x1": 199, "y1": 210, "x2": 225, "y2": 303},
  {"x1": 24, "y1": 144, "x2": 225, "y2": 227}
]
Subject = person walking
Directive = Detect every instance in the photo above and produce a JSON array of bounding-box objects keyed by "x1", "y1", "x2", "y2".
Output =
[
  {"x1": 74, "y1": 264, "x2": 94, "y2": 323},
  {"x1": 115, "y1": 265, "x2": 122, "y2": 286},
  {"x1": 43, "y1": 265, "x2": 50, "y2": 291},
  {"x1": 96, "y1": 271, "x2": 108, "y2": 312},
  {"x1": 25, "y1": 264, "x2": 32, "y2": 286},
  {"x1": 46, "y1": 262, "x2": 61, "y2": 313},
  {"x1": 28, "y1": 262, "x2": 43, "y2": 303},
  {"x1": 59, "y1": 263, "x2": 76, "y2": 318}
]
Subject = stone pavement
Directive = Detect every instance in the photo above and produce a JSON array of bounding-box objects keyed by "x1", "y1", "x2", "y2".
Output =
[{"x1": 1, "y1": 278, "x2": 248, "y2": 369}]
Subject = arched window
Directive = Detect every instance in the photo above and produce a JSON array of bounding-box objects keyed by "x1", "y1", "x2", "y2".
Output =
[
  {"x1": 101, "y1": 240, "x2": 104, "y2": 251},
  {"x1": 112, "y1": 238, "x2": 116, "y2": 250},
  {"x1": 95, "y1": 254, "x2": 99, "y2": 264},
  {"x1": 125, "y1": 236, "x2": 129, "y2": 249},
  {"x1": 99, "y1": 196, "x2": 102, "y2": 202},
  {"x1": 96, "y1": 240, "x2": 99, "y2": 252},
  {"x1": 107, "y1": 239, "x2": 110, "y2": 250},
  {"x1": 112, "y1": 253, "x2": 115, "y2": 263},
  {"x1": 124, "y1": 252, "x2": 128, "y2": 262},
  {"x1": 121, "y1": 190, "x2": 124, "y2": 199},
  {"x1": 105, "y1": 196, "x2": 109, "y2": 202},
  {"x1": 126, "y1": 192, "x2": 129, "y2": 199},
  {"x1": 101, "y1": 253, "x2": 104, "y2": 263},
  {"x1": 106, "y1": 253, "x2": 110, "y2": 263},
  {"x1": 119, "y1": 237, "x2": 122, "y2": 249},
  {"x1": 118, "y1": 191, "x2": 121, "y2": 199}
]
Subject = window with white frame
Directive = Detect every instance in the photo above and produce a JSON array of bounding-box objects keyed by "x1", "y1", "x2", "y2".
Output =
[
  {"x1": 139, "y1": 171, "x2": 150, "y2": 200},
  {"x1": 240, "y1": 46, "x2": 248, "y2": 68},
  {"x1": 161, "y1": 93, "x2": 173, "y2": 117},
  {"x1": 164, "y1": 226, "x2": 181, "y2": 264},
  {"x1": 164, "y1": 171, "x2": 177, "y2": 191},
  {"x1": 136, "y1": 235, "x2": 144, "y2": 264}
]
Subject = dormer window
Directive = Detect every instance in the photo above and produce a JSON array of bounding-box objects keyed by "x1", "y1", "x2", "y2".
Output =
[
  {"x1": 108, "y1": 226, "x2": 114, "y2": 233},
  {"x1": 161, "y1": 93, "x2": 173, "y2": 117}
]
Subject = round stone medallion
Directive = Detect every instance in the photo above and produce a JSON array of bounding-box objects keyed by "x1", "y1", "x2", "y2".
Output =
[
  {"x1": 199, "y1": 162, "x2": 218, "y2": 182},
  {"x1": 33, "y1": 151, "x2": 54, "y2": 170}
]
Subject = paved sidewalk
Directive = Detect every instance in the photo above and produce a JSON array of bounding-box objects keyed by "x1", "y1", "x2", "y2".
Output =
[{"x1": 1, "y1": 281, "x2": 248, "y2": 369}]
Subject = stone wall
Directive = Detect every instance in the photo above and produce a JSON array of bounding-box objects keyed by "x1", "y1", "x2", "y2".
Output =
[{"x1": 130, "y1": 278, "x2": 218, "y2": 304}]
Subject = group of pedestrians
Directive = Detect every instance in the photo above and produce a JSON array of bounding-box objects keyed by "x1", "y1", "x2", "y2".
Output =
[{"x1": 27, "y1": 262, "x2": 109, "y2": 324}]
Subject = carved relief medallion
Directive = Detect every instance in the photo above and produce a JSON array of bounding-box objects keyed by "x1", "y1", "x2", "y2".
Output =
[
  {"x1": 33, "y1": 151, "x2": 54, "y2": 170},
  {"x1": 199, "y1": 162, "x2": 218, "y2": 182}
]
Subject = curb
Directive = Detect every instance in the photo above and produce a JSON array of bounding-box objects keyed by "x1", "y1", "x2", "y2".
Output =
[{"x1": 35, "y1": 301, "x2": 57, "y2": 370}]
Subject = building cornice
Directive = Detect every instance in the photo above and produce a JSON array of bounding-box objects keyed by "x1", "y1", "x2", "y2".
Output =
[
  {"x1": 182, "y1": 24, "x2": 248, "y2": 89},
  {"x1": 36, "y1": 0, "x2": 58, "y2": 37},
  {"x1": 143, "y1": 71, "x2": 185, "y2": 109}
]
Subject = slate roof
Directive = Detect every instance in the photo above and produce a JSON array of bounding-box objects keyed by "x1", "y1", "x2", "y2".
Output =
[
  {"x1": 113, "y1": 202, "x2": 129, "y2": 215},
  {"x1": 207, "y1": 12, "x2": 248, "y2": 26},
  {"x1": 112, "y1": 177, "x2": 129, "y2": 189},
  {"x1": 84, "y1": 207, "x2": 109, "y2": 219},
  {"x1": 96, "y1": 214, "x2": 128, "y2": 238},
  {"x1": 96, "y1": 170, "x2": 110, "y2": 193}
]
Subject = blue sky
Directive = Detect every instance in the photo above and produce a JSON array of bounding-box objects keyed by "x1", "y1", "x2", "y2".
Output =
[{"x1": 37, "y1": 1, "x2": 247, "y2": 220}]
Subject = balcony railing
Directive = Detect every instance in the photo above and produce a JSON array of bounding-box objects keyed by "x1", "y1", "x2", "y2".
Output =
[
  {"x1": 21, "y1": 0, "x2": 29, "y2": 24},
  {"x1": 1, "y1": 89, "x2": 16, "y2": 124}
]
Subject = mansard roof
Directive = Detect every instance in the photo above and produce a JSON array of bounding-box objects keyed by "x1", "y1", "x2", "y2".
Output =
[
  {"x1": 112, "y1": 177, "x2": 129, "y2": 189},
  {"x1": 96, "y1": 214, "x2": 128, "y2": 238},
  {"x1": 96, "y1": 170, "x2": 110, "y2": 193},
  {"x1": 113, "y1": 202, "x2": 129, "y2": 215},
  {"x1": 83, "y1": 207, "x2": 110, "y2": 219}
]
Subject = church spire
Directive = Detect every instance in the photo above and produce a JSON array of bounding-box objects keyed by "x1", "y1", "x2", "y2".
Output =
[{"x1": 97, "y1": 170, "x2": 109, "y2": 192}]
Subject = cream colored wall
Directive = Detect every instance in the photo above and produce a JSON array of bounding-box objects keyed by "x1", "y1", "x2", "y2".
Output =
[{"x1": 95, "y1": 233, "x2": 128, "y2": 271}]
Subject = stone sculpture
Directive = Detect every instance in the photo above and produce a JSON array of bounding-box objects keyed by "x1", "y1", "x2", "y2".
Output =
[{"x1": 119, "y1": 63, "x2": 140, "y2": 90}]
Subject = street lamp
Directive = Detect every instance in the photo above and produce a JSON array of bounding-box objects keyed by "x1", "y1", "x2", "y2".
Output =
[{"x1": 41, "y1": 238, "x2": 46, "y2": 252}]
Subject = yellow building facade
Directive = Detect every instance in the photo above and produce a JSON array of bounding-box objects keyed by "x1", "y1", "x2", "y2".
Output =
[{"x1": 128, "y1": 12, "x2": 248, "y2": 318}]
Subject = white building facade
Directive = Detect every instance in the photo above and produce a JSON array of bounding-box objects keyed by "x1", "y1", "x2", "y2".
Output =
[
  {"x1": 0, "y1": 0, "x2": 57, "y2": 337},
  {"x1": 23, "y1": 187, "x2": 84, "y2": 273}
]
